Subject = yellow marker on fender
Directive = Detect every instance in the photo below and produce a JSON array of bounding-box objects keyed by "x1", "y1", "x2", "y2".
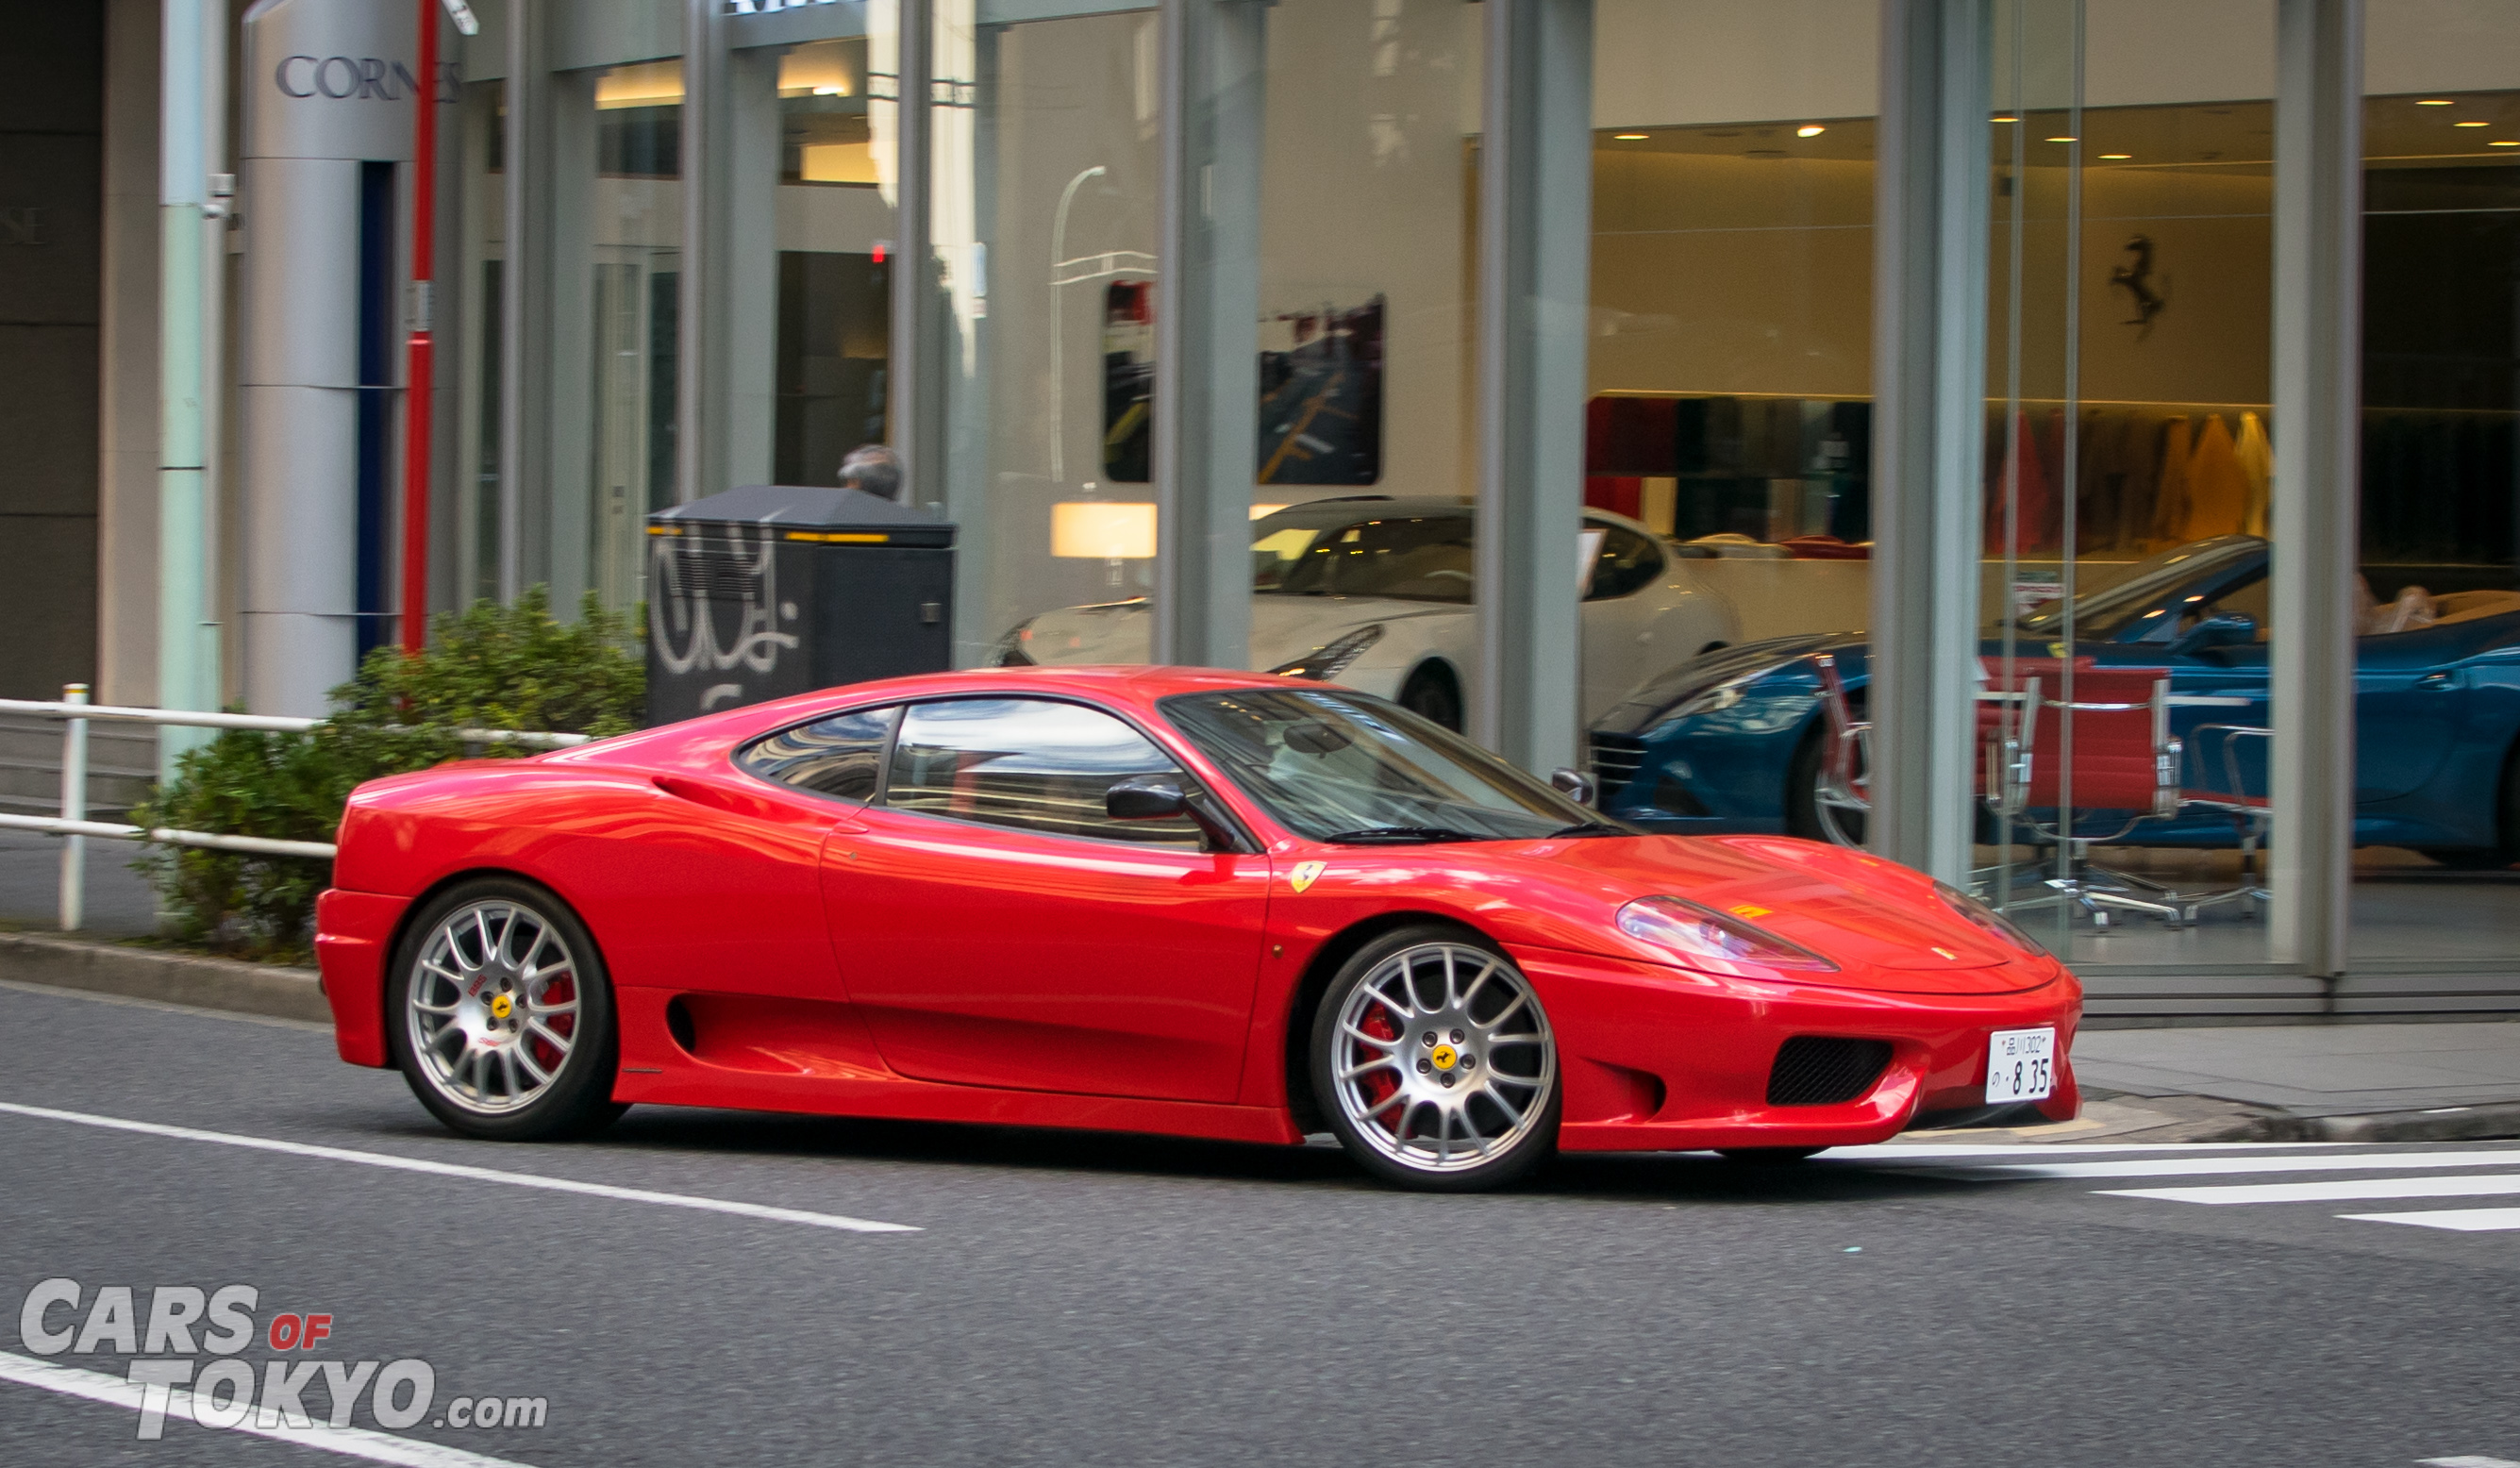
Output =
[
  {"x1": 1289, "y1": 860, "x2": 1327, "y2": 893},
  {"x1": 1729, "y1": 904, "x2": 1772, "y2": 919}
]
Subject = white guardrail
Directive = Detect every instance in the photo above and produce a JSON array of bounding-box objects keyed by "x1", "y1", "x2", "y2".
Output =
[{"x1": 0, "y1": 685, "x2": 590, "y2": 932}]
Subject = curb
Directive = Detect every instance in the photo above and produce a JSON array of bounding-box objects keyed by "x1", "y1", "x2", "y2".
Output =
[
  {"x1": 2300, "y1": 1103, "x2": 2520, "y2": 1144},
  {"x1": 0, "y1": 930, "x2": 326, "y2": 1025}
]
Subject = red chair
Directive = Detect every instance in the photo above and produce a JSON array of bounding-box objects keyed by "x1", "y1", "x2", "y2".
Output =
[{"x1": 1987, "y1": 667, "x2": 2191, "y2": 926}]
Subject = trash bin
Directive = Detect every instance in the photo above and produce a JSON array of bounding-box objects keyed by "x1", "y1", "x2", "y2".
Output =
[{"x1": 644, "y1": 483, "x2": 956, "y2": 725}]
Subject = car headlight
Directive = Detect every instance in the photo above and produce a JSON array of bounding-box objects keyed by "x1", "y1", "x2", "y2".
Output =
[
  {"x1": 1932, "y1": 879, "x2": 2049, "y2": 958},
  {"x1": 993, "y1": 619, "x2": 1037, "y2": 666},
  {"x1": 1268, "y1": 624, "x2": 1384, "y2": 681},
  {"x1": 1616, "y1": 895, "x2": 1839, "y2": 975}
]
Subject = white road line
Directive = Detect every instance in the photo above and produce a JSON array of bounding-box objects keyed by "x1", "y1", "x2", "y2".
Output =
[
  {"x1": 1829, "y1": 1141, "x2": 2347, "y2": 1159},
  {"x1": 0, "y1": 1100, "x2": 918, "y2": 1235},
  {"x1": 1915, "y1": 1148, "x2": 2520, "y2": 1181},
  {"x1": 2099, "y1": 1174, "x2": 2520, "y2": 1207},
  {"x1": 0, "y1": 1350, "x2": 534, "y2": 1468},
  {"x1": 2418, "y1": 1456, "x2": 2520, "y2": 1466},
  {"x1": 2346, "y1": 1209, "x2": 2520, "y2": 1233}
]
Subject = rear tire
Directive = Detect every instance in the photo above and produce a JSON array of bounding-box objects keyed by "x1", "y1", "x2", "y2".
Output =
[
  {"x1": 387, "y1": 876, "x2": 626, "y2": 1142},
  {"x1": 1310, "y1": 925, "x2": 1560, "y2": 1192},
  {"x1": 1398, "y1": 662, "x2": 1465, "y2": 732}
]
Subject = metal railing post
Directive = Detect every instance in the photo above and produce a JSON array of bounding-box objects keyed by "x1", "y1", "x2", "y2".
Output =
[{"x1": 58, "y1": 683, "x2": 90, "y2": 931}]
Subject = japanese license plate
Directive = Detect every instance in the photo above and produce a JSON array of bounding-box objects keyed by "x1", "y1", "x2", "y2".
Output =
[{"x1": 1984, "y1": 1026, "x2": 2057, "y2": 1104}]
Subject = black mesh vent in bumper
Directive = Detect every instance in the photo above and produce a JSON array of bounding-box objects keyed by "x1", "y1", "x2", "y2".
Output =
[
  {"x1": 1765, "y1": 1037, "x2": 1894, "y2": 1107},
  {"x1": 1589, "y1": 732, "x2": 1648, "y2": 803}
]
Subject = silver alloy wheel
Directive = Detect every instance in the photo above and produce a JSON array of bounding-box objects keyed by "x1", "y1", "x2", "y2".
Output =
[
  {"x1": 1329, "y1": 942, "x2": 1556, "y2": 1174},
  {"x1": 404, "y1": 899, "x2": 584, "y2": 1115}
]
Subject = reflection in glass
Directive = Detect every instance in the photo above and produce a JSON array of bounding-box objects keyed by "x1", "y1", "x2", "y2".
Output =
[{"x1": 887, "y1": 697, "x2": 1202, "y2": 845}]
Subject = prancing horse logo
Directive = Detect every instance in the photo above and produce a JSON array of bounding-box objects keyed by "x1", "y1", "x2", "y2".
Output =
[{"x1": 1289, "y1": 860, "x2": 1327, "y2": 893}]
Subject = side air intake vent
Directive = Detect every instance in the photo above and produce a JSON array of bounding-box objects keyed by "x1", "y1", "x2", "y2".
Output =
[{"x1": 1765, "y1": 1036, "x2": 1894, "y2": 1107}]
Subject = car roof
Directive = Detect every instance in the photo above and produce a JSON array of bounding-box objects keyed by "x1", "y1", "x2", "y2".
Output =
[{"x1": 1256, "y1": 495, "x2": 1652, "y2": 535}]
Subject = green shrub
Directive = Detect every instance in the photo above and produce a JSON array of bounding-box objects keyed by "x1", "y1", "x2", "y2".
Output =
[{"x1": 136, "y1": 589, "x2": 642, "y2": 960}]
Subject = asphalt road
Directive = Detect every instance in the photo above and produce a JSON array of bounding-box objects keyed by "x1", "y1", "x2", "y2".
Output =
[{"x1": 2, "y1": 978, "x2": 2515, "y2": 1468}]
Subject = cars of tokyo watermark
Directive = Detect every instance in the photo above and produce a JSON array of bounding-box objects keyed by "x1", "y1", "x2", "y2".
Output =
[{"x1": 15, "y1": 1278, "x2": 549, "y2": 1440}]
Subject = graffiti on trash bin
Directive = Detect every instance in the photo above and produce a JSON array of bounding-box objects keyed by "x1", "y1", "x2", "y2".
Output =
[{"x1": 648, "y1": 526, "x2": 801, "y2": 709}]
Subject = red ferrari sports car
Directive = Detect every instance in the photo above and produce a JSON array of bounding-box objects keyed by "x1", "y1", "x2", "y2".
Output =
[{"x1": 315, "y1": 666, "x2": 2080, "y2": 1191}]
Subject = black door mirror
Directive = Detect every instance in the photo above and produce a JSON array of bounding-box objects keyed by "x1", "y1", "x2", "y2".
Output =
[
  {"x1": 1550, "y1": 767, "x2": 1597, "y2": 807},
  {"x1": 1106, "y1": 776, "x2": 1191, "y2": 821},
  {"x1": 2174, "y1": 610, "x2": 2258, "y2": 655}
]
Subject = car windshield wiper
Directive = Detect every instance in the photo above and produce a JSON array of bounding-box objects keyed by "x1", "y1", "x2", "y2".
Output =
[
  {"x1": 1318, "y1": 826, "x2": 1495, "y2": 844},
  {"x1": 1547, "y1": 820, "x2": 1637, "y2": 838}
]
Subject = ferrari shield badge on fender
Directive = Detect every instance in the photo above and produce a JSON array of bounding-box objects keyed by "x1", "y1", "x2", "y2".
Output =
[{"x1": 1289, "y1": 860, "x2": 1327, "y2": 893}]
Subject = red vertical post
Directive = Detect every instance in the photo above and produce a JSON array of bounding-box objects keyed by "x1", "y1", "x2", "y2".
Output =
[{"x1": 399, "y1": 0, "x2": 440, "y2": 655}]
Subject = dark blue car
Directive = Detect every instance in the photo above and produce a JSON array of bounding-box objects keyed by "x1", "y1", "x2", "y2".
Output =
[{"x1": 1588, "y1": 536, "x2": 2520, "y2": 865}]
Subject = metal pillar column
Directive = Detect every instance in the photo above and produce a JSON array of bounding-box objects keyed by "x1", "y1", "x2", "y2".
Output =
[
  {"x1": 1152, "y1": 0, "x2": 1263, "y2": 669},
  {"x1": 890, "y1": 0, "x2": 942, "y2": 507},
  {"x1": 1474, "y1": 0, "x2": 1592, "y2": 775},
  {"x1": 2269, "y1": 0, "x2": 2362, "y2": 976},
  {"x1": 680, "y1": 0, "x2": 777, "y2": 503},
  {"x1": 157, "y1": 0, "x2": 225, "y2": 763},
  {"x1": 498, "y1": 2, "x2": 551, "y2": 601},
  {"x1": 1868, "y1": 0, "x2": 1992, "y2": 885}
]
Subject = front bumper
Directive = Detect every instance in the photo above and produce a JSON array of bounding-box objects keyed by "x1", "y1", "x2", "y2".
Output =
[
  {"x1": 315, "y1": 888, "x2": 412, "y2": 1068},
  {"x1": 1510, "y1": 944, "x2": 2081, "y2": 1153}
]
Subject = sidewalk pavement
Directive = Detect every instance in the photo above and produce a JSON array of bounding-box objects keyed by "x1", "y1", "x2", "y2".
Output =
[{"x1": 1890, "y1": 1020, "x2": 2520, "y2": 1145}]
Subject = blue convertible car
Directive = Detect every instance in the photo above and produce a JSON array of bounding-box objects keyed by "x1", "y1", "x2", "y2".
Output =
[{"x1": 1587, "y1": 536, "x2": 2520, "y2": 865}]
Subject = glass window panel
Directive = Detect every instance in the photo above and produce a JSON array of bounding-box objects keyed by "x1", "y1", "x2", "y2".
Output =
[
  {"x1": 1579, "y1": 1, "x2": 1880, "y2": 835},
  {"x1": 740, "y1": 705, "x2": 900, "y2": 800},
  {"x1": 886, "y1": 697, "x2": 1203, "y2": 846},
  {"x1": 2350, "y1": 1, "x2": 2520, "y2": 961},
  {"x1": 934, "y1": 4, "x2": 1162, "y2": 668},
  {"x1": 1977, "y1": 0, "x2": 2280, "y2": 968}
]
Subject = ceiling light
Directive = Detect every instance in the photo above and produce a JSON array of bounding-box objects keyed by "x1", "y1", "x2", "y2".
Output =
[
  {"x1": 2045, "y1": 136, "x2": 2078, "y2": 143},
  {"x1": 2494, "y1": 141, "x2": 2520, "y2": 147},
  {"x1": 2098, "y1": 153, "x2": 2132, "y2": 160},
  {"x1": 2456, "y1": 120, "x2": 2490, "y2": 127},
  {"x1": 2417, "y1": 98, "x2": 2455, "y2": 106},
  {"x1": 1992, "y1": 115, "x2": 2019, "y2": 124},
  {"x1": 1612, "y1": 132, "x2": 1649, "y2": 141},
  {"x1": 1796, "y1": 125, "x2": 1825, "y2": 138}
]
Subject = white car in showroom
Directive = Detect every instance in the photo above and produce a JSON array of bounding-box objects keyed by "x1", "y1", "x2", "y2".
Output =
[{"x1": 993, "y1": 496, "x2": 1741, "y2": 728}]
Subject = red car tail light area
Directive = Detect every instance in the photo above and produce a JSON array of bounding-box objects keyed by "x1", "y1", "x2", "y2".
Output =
[{"x1": 1614, "y1": 895, "x2": 1840, "y2": 978}]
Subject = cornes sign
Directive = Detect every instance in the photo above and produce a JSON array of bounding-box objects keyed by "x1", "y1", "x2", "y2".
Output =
[{"x1": 242, "y1": 0, "x2": 451, "y2": 163}]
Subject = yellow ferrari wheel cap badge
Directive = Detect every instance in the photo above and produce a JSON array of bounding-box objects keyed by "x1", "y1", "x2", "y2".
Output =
[
  {"x1": 490, "y1": 993, "x2": 514, "y2": 1020},
  {"x1": 1289, "y1": 860, "x2": 1327, "y2": 893},
  {"x1": 1430, "y1": 1043, "x2": 1459, "y2": 1071}
]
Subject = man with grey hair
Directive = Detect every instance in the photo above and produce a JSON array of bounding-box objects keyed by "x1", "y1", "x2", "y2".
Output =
[{"x1": 839, "y1": 443, "x2": 904, "y2": 503}]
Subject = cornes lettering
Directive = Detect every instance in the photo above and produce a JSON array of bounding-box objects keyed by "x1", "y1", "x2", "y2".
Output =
[{"x1": 274, "y1": 56, "x2": 442, "y2": 103}]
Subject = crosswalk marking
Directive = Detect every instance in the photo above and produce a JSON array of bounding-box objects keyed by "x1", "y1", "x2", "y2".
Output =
[
  {"x1": 2346, "y1": 1209, "x2": 2520, "y2": 1233},
  {"x1": 1844, "y1": 1142, "x2": 2520, "y2": 1234},
  {"x1": 2098, "y1": 1174, "x2": 2520, "y2": 1207},
  {"x1": 1902, "y1": 1148, "x2": 2520, "y2": 1181}
]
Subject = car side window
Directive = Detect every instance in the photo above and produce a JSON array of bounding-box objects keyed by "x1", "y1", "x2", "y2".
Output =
[
  {"x1": 885, "y1": 698, "x2": 1207, "y2": 848},
  {"x1": 737, "y1": 706, "x2": 900, "y2": 802},
  {"x1": 1586, "y1": 523, "x2": 1664, "y2": 601}
]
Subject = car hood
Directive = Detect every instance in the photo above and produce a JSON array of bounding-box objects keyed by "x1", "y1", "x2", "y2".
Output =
[
  {"x1": 1023, "y1": 594, "x2": 1464, "y2": 669},
  {"x1": 1468, "y1": 832, "x2": 2054, "y2": 993},
  {"x1": 1594, "y1": 632, "x2": 1861, "y2": 735}
]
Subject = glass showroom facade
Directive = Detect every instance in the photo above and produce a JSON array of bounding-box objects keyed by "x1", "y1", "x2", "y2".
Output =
[{"x1": 368, "y1": 0, "x2": 2520, "y2": 1013}]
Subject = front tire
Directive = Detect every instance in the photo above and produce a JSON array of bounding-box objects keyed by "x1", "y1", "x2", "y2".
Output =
[
  {"x1": 1397, "y1": 662, "x2": 1465, "y2": 732},
  {"x1": 387, "y1": 876, "x2": 626, "y2": 1142},
  {"x1": 1310, "y1": 926, "x2": 1560, "y2": 1192}
]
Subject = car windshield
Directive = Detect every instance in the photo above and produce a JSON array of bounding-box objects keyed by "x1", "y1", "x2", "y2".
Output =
[
  {"x1": 1160, "y1": 687, "x2": 1595, "y2": 842},
  {"x1": 1251, "y1": 509, "x2": 1475, "y2": 603},
  {"x1": 2011, "y1": 535, "x2": 2267, "y2": 641}
]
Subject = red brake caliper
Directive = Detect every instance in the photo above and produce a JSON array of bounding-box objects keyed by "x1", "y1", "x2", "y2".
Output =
[{"x1": 1357, "y1": 1001, "x2": 1401, "y2": 1125}]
